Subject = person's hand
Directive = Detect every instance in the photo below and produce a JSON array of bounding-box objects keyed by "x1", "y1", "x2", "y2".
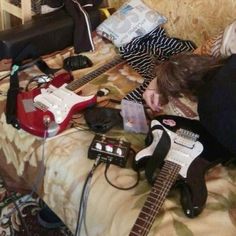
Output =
[{"x1": 143, "y1": 78, "x2": 162, "y2": 112}]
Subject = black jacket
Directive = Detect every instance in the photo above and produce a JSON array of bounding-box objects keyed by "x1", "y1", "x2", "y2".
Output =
[
  {"x1": 64, "y1": 0, "x2": 103, "y2": 53},
  {"x1": 198, "y1": 54, "x2": 236, "y2": 156}
]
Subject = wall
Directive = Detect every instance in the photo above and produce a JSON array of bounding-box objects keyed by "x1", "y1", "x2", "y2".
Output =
[{"x1": 107, "y1": 0, "x2": 236, "y2": 46}]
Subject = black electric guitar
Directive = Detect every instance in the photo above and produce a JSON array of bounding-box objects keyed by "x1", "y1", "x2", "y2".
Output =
[{"x1": 129, "y1": 115, "x2": 231, "y2": 236}]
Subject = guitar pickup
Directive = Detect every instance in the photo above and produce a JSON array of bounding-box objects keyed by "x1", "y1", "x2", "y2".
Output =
[
  {"x1": 174, "y1": 129, "x2": 199, "y2": 149},
  {"x1": 34, "y1": 101, "x2": 48, "y2": 112},
  {"x1": 174, "y1": 137, "x2": 195, "y2": 149}
]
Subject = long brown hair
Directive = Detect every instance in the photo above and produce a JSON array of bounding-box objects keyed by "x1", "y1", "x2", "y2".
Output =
[{"x1": 155, "y1": 53, "x2": 223, "y2": 104}]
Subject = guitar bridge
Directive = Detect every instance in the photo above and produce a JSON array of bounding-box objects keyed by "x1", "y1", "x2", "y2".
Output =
[{"x1": 174, "y1": 129, "x2": 199, "y2": 149}]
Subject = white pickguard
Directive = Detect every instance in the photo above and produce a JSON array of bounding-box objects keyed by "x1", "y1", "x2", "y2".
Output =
[
  {"x1": 135, "y1": 129, "x2": 163, "y2": 160},
  {"x1": 152, "y1": 120, "x2": 203, "y2": 178},
  {"x1": 34, "y1": 84, "x2": 94, "y2": 124},
  {"x1": 136, "y1": 120, "x2": 204, "y2": 178}
]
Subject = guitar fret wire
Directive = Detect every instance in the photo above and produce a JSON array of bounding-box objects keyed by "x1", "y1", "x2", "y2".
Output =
[
  {"x1": 66, "y1": 56, "x2": 123, "y2": 91},
  {"x1": 130, "y1": 161, "x2": 181, "y2": 236},
  {"x1": 130, "y1": 230, "x2": 140, "y2": 236},
  {"x1": 142, "y1": 204, "x2": 156, "y2": 212},
  {"x1": 138, "y1": 211, "x2": 150, "y2": 220},
  {"x1": 154, "y1": 177, "x2": 166, "y2": 183},
  {"x1": 141, "y1": 164, "x2": 181, "y2": 236},
  {"x1": 155, "y1": 173, "x2": 172, "y2": 184},
  {"x1": 136, "y1": 217, "x2": 150, "y2": 224},
  {"x1": 148, "y1": 181, "x2": 173, "y2": 200},
  {"x1": 154, "y1": 176, "x2": 171, "y2": 186},
  {"x1": 138, "y1": 210, "x2": 152, "y2": 218},
  {"x1": 153, "y1": 176, "x2": 166, "y2": 183},
  {"x1": 141, "y1": 180, "x2": 179, "y2": 234},
  {"x1": 135, "y1": 194, "x2": 175, "y2": 232}
]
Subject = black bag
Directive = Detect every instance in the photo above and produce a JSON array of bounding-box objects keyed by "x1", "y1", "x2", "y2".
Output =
[{"x1": 84, "y1": 107, "x2": 122, "y2": 133}]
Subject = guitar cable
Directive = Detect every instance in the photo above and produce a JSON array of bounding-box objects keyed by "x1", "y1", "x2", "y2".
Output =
[
  {"x1": 24, "y1": 74, "x2": 54, "y2": 91},
  {"x1": 74, "y1": 156, "x2": 101, "y2": 236},
  {"x1": 104, "y1": 148, "x2": 140, "y2": 191}
]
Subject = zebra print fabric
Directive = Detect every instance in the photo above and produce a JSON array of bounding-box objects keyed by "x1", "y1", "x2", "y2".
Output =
[{"x1": 119, "y1": 26, "x2": 196, "y2": 102}]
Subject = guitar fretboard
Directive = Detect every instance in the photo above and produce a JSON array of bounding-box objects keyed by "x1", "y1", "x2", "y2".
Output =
[
  {"x1": 129, "y1": 161, "x2": 181, "y2": 236},
  {"x1": 66, "y1": 56, "x2": 124, "y2": 92}
]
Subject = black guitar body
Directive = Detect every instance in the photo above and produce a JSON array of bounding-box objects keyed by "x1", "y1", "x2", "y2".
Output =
[{"x1": 135, "y1": 115, "x2": 233, "y2": 218}]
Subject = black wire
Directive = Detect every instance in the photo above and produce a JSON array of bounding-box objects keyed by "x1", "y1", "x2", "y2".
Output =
[
  {"x1": 25, "y1": 78, "x2": 40, "y2": 91},
  {"x1": 104, "y1": 161, "x2": 140, "y2": 191},
  {"x1": 12, "y1": 196, "x2": 31, "y2": 236},
  {"x1": 74, "y1": 172, "x2": 91, "y2": 236},
  {"x1": 74, "y1": 158, "x2": 101, "y2": 236},
  {"x1": 24, "y1": 74, "x2": 53, "y2": 91}
]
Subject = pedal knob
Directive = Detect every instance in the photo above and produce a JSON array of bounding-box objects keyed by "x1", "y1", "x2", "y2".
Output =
[
  {"x1": 95, "y1": 142, "x2": 102, "y2": 150},
  {"x1": 105, "y1": 144, "x2": 113, "y2": 152},
  {"x1": 116, "y1": 147, "x2": 123, "y2": 156}
]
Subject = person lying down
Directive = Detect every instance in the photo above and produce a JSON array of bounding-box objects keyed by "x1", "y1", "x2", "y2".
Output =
[{"x1": 143, "y1": 53, "x2": 236, "y2": 157}]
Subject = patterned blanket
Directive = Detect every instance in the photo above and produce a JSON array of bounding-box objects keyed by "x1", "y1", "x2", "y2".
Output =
[{"x1": 0, "y1": 30, "x2": 236, "y2": 236}]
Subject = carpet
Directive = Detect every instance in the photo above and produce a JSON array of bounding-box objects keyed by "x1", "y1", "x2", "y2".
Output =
[{"x1": 0, "y1": 178, "x2": 73, "y2": 236}]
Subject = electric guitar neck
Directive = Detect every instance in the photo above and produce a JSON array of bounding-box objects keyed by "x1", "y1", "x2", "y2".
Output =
[
  {"x1": 66, "y1": 56, "x2": 124, "y2": 92},
  {"x1": 129, "y1": 160, "x2": 180, "y2": 236}
]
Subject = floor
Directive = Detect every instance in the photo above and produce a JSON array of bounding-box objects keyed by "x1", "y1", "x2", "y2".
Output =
[{"x1": 0, "y1": 177, "x2": 73, "y2": 236}]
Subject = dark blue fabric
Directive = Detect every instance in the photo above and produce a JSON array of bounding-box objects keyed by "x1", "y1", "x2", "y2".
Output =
[
  {"x1": 198, "y1": 54, "x2": 236, "y2": 156},
  {"x1": 65, "y1": 0, "x2": 102, "y2": 53}
]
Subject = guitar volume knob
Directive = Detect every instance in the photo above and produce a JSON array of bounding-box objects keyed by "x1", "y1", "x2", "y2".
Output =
[{"x1": 43, "y1": 115, "x2": 51, "y2": 127}]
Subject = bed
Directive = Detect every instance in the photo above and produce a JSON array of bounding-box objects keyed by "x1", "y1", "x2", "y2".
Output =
[{"x1": 0, "y1": 0, "x2": 236, "y2": 235}]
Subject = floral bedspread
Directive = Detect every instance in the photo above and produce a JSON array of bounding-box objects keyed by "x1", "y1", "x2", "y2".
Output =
[{"x1": 0, "y1": 34, "x2": 236, "y2": 236}]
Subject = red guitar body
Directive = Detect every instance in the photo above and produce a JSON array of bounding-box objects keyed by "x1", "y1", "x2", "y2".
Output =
[{"x1": 17, "y1": 72, "x2": 96, "y2": 137}]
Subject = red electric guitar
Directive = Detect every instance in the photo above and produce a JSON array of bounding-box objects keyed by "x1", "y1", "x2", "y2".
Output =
[{"x1": 17, "y1": 56, "x2": 124, "y2": 137}]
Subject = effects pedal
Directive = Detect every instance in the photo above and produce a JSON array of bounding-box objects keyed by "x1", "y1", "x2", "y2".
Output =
[{"x1": 88, "y1": 134, "x2": 131, "y2": 167}]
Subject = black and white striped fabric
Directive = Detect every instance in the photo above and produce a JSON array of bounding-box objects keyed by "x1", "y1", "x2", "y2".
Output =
[{"x1": 119, "y1": 26, "x2": 196, "y2": 102}]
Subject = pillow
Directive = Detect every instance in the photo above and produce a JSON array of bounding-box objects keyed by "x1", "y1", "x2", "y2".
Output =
[
  {"x1": 220, "y1": 20, "x2": 236, "y2": 58},
  {"x1": 96, "y1": 0, "x2": 167, "y2": 47},
  {"x1": 193, "y1": 20, "x2": 236, "y2": 59},
  {"x1": 193, "y1": 31, "x2": 224, "y2": 58}
]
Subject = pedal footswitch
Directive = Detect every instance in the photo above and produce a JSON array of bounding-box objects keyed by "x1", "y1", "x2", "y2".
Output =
[{"x1": 88, "y1": 134, "x2": 131, "y2": 167}]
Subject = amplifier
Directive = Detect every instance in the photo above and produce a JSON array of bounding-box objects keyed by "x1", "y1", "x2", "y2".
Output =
[
  {"x1": 88, "y1": 134, "x2": 131, "y2": 167},
  {"x1": 0, "y1": 8, "x2": 102, "y2": 60}
]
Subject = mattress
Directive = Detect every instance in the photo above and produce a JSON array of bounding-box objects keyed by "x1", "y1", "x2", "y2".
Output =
[{"x1": 0, "y1": 34, "x2": 235, "y2": 236}]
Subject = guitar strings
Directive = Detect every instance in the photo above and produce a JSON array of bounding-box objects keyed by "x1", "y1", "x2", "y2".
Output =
[
  {"x1": 142, "y1": 163, "x2": 180, "y2": 235},
  {"x1": 144, "y1": 164, "x2": 179, "y2": 235},
  {"x1": 66, "y1": 56, "x2": 123, "y2": 91},
  {"x1": 132, "y1": 161, "x2": 180, "y2": 236}
]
